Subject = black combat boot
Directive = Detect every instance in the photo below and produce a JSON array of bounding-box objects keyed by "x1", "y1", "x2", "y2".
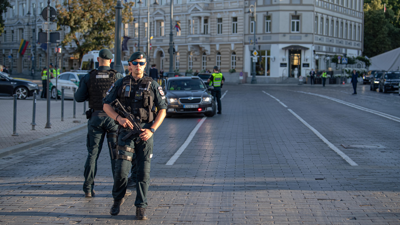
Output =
[
  {"x1": 85, "y1": 190, "x2": 95, "y2": 198},
  {"x1": 110, "y1": 198, "x2": 125, "y2": 216},
  {"x1": 136, "y1": 207, "x2": 148, "y2": 220}
]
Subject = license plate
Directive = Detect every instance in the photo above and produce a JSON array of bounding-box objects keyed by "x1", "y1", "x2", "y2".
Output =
[{"x1": 183, "y1": 104, "x2": 199, "y2": 108}]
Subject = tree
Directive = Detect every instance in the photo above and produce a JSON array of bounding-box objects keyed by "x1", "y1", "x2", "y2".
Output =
[
  {"x1": 56, "y1": 0, "x2": 134, "y2": 65},
  {"x1": 0, "y1": 0, "x2": 11, "y2": 34}
]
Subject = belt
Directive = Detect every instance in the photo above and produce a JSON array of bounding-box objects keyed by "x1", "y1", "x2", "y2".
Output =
[
  {"x1": 117, "y1": 145, "x2": 135, "y2": 153},
  {"x1": 92, "y1": 110, "x2": 108, "y2": 117}
]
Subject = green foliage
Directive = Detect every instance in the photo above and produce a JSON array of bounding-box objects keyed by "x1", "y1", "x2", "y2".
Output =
[
  {"x1": 0, "y1": 0, "x2": 11, "y2": 34},
  {"x1": 229, "y1": 68, "x2": 236, "y2": 73},
  {"x1": 356, "y1": 56, "x2": 372, "y2": 67},
  {"x1": 364, "y1": 0, "x2": 400, "y2": 57},
  {"x1": 174, "y1": 69, "x2": 179, "y2": 72},
  {"x1": 56, "y1": 0, "x2": 134, "y2": 64},
  {"x1": 185, "y1": 69, "x2": 193, "y2": 73},
  {"x1": 347, "y1": 57, "x2": 356, "y2": 64},
  {"x1": 331, "y1": 55, "x2": 339, "y2": 64}
]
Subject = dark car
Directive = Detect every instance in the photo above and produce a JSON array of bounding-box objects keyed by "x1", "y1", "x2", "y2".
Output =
[
  {"x1": 378, "y1": 71, "x2": 400, "y2": 93},
  {"x1": 0, "y1": 73, "x2": 39, "y2": 99},
  {"x1": 196, "y1": 73, "x2": 212, "y2": 85},
  {"x1": 370, "y1": 71, "x2": 385, "y2": 91},
  {"x1": 164, "y1": 76, "x2": 216, "y2": 117},
  {"x1": 363, "y1": 71, "x2": 374, "y2": 84}
]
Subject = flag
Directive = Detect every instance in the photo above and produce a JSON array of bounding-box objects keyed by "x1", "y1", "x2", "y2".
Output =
[
  {"x1": 175, "y1": 22, "x2": 181, "y2": 32},
  {"x1": 122, "y1": 36, "x2": 131, "y2": 51},
  {"x1": 40, "y1": 43, "x2": 47, "y2": 51},
  {"x1": 18, "y1": 39, "x2": 29, "y2": 56}
]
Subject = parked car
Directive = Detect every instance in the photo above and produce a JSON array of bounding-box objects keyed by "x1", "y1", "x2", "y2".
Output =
[
  {"x1": 370, "y1": 71, "x2": 385, "y2": 91},
  {"x1": 363, "y1": 72, "x2": 374, "y2": 84},
  {"x1": 196, "y1": 73, "x2": 212, "y2": 86},
  {"x1": 378, "y1": 71, "x2": 400, "y2": 93},
  {"x1": 49, "y1": 71, "x2": 87, "y2": 99},
  {"x1": 0, "y1": 71, "x2": 10, "y2": 77},
  {"x1": 0, "y1": 73, "x2": 39, "y2": 99},
  {"x1": 163, "y1": 76, "x2": 216, "y2": 117}
]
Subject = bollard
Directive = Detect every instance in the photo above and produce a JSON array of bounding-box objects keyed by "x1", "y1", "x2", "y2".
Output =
[
  {"x1": 12, "y1": 94, "x2": 19, "y2": 136},
  {"x1": 73, "y1": 88, "x2": 76, "y2": 119},
  {"x1": 31, "y1": 91, "x2": 37, "y2": 130},
  {"x1": 61, "y1": 88, "x2": 65, "y2": 121},
  {"x1": 83, "y1": 101, "x2": 86, "y2": 115}
]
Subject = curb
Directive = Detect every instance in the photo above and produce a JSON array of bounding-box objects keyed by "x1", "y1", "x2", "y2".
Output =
[{"x1": 0, "y1": 123, "x2": 87, "y2": 158}]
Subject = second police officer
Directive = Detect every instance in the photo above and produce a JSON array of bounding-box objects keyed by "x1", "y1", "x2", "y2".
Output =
[
  {"x1": 103, "y1": 51, "x2": 167, "y2": 220},
  {"x1": 74, "y1": 49, "x2": 131, "y2": 198},
  {"x1": 207, "y1": 66, "x2": 225, "y2": 114}
]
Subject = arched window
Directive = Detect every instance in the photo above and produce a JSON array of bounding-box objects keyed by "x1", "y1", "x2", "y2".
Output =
[
  {"x1": 216, "y1": 52, "x2": 221, "y2": 70},
  {"x1": 231, "y1": 52, "x2": 236, "y2": 69}
]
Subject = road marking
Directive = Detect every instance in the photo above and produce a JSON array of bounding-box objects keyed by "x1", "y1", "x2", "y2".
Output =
[
  {"x1": 166, "y1": 90, "x2": 228, "y2": 165},
  {"x1": 262, "y1": 91, "x2": 287, "y2": 108},
  {"x1": 264, "y1": 92, "x2": 358, "y2": 166},
  {"x1": 298, "y1": 91, "x2": 400, "y2": 123}
]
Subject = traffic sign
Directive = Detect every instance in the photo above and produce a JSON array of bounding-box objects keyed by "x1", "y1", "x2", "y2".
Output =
[
  {"x1": 252, "y1": 56, "x2": 258, "y2": 62},
  {"x1": 342, "y1": 57, "x2": 348, "y2": 64},
  {"x1": 41, "y1": 6, "x2": 57, "y2": 22},
  {"x1": 8, "y1": 55, "x2": 11, "y2": 59},
  {"x1": 43, "y1": 22, "x2": 57, "y2": 31},
  {"x1": 252, "y1": 50, "x2": 258, "y2": 56}
]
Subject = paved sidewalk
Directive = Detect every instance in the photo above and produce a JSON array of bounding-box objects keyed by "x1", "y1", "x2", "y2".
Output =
[{"x1": 0, "y1": 97, "x2": 87, "y2": 151}]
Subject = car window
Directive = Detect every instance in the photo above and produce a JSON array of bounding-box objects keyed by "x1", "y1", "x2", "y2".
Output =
[
  {"x1": 59, "y1": 74, "x2": 69, "y2": 80},
  {"x1": 168, "y1": 79, "x2": 205, "y2": 91},
  {"x1": 69, "y1": 74, "x2": 76, "y2": 81},
  {"x1": 197, "y1": 74, "x2": 211, "y2": 80},
  {"x1": 387, "y1": 73, "x2": 400, "y2": 79}
]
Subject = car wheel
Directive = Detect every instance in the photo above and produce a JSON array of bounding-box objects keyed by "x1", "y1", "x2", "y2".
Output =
[
  {"x1": 51, "y1": 87, "x2": 58, "y2": 99},
  {"x1": 14, "y1": 87, "x2": 28, "y2": 99},
  {"x1": 205, "y1": 102, "x2": 216, "y2": 117}
]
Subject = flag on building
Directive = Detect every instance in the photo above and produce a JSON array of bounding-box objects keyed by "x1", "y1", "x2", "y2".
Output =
[
  {"x1": 175, "y1": 22, "x2": 181, "y2": 32},
  {"x1": 18, "y1": 39, "x2": 29, "y2": 56},
  {"x1": 122, "y1": 36, "x2": 131, "y2": 51}
]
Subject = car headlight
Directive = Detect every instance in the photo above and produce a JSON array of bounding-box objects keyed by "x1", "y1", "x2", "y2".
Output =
[
  {"x1": 374, "y1": 81, "x2": 379, "y2": 83},
  {"x1": 202, "y1": 97, "x2": 212, "y2": 103},
  {"x1": 168, "y1": 98, "x2": 178, "y2": 104},
  {"x1": 28, "y1": 83, "x2": 38, "y2": 87}
]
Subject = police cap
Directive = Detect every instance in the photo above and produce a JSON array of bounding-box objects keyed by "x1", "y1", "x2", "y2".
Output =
[
  {"x1": 98, "y1": 49, "x2": 114, "y2": 60},
  {"x1": 129, "y1": 51, "x2": 146, "y2": 62},
  {"x1": 213, "y1": 66, "x2": 219, "y2": 71}
]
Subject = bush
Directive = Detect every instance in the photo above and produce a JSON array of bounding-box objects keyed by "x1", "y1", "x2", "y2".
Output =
[
  {"x1": 331, "y1": 55, "x2": 339, "y2": 64},
  {"x1": 356, "y1": 56, "x2": 371, "y2": 67},
  {"x1": 229, "y1": 68, "x2": 236, "y2": 73}
]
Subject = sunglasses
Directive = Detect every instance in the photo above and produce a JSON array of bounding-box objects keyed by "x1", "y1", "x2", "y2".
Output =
[{"x1": 130, "y1": 61, "x2": 146, "y2": 66}]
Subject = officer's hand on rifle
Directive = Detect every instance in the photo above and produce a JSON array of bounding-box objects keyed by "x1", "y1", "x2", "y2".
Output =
[
  {"x1": 117, "y1": 116, "x2": 133, "y2": 129},
  {"x1": 139, "y1": 129, "x2": 153, "y2": 141}
]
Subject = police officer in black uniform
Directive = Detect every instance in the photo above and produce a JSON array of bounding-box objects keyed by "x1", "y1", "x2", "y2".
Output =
[
  {"x1": 74, "y1": 49, "x2": 131, "y2": 198},
  {"x1": 103, "y1": 51, "x2": 167, "y2": 220}
]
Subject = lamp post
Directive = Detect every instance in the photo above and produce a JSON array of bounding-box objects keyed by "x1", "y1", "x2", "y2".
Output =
[
  {"x1": 45, "y1": 0, "x2": 51, "y2": 128},
  {"x1": 248, "y1": 2, "x2": 257, "y2": 84},
  {"x1": 147, "y1": 1, "x2": 157, "y2": 76},
  {"x1": 137, "y1": 0, "x2": 142, "y2": 49},
  {"x1": 114, "y1": 0, "x2": 123, "y2": 73},
  {"x1": 27, "y1": 0, "x2": 32, "y2": 79}
]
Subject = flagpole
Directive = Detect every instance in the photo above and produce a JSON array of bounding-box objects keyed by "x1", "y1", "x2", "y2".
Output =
[{"x1": 45, "y1": 0, "x2": 51, "y2": 128}]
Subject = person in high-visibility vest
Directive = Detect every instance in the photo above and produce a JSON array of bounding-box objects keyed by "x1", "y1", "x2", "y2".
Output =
[
  {"x1": 49, "y1": 63, "x2": 56, "y2": 78},
  {"x1": 55, "y1": 66, "x2": 61, "y2": 77},
  {"x1": 321, "y1": 70, "x2": 327, "y2": 87},
  {"x1": 207, "y1": 66, "x2": 225, "y2": 114},
  {"x1": 41, "y1": 67, "x2": 48, "y2": 98}
]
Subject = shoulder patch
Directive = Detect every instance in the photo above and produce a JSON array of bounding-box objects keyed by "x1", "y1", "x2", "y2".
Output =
[{"x1": 158, "y1": 86, "x2": 165, "y2": 96}]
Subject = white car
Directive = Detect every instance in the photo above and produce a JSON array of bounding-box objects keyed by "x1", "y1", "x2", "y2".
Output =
[{"x1": 49, "y1": 71, "x2": 87, "y2": 99}]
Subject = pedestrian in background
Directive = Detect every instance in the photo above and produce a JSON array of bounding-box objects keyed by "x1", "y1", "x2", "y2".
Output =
[
  {"x1": 41, "y1": 67, "x2": 48, "y2": 98},
  {"x1": 207, "y1": 66, "x2": 224, "y2": 114},
  {"x1": 103, "y1": 51, "x2": 167, "y2": 220},
  {"x1": 74, "y1": 49, "x2": 131, "y2": 199},
  {"x1": 3, "y1": 65, "x2": 8, "y2": 73},
  {"x1": 310, "y1": 68, "x2": 315, "y2": 85},
  {"x1": 149, "y1": 64, "x2": 159, "y2": 83},
  {"x1": 351, "y1": 69, "x2": 358, "y2": 95},
  {"x1": 321, "y1": 70, "x2": 327, "y2": 87}
]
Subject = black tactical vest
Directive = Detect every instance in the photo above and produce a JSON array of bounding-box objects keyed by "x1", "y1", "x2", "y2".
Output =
[
  {"x1": 88, "y1": 69, "x2": 117, "y2": 110},
  {"x1": 117, "y1": 76, "x2": 155, "y2": 123}
]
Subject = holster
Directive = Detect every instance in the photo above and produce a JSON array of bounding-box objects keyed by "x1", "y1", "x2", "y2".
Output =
[{"x1": 86, "y1": 109, "x2": 93, "y2": 119}]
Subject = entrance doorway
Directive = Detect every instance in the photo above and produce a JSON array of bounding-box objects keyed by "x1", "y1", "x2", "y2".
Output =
[
  {"x1": 155, "y1": 51, "x2": 164, "y2": 75},
  {"x1": 289, "y1": 50, "x2": 301, "y2": 78}
]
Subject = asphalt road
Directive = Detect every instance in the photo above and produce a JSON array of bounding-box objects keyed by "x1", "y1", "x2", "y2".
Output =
[{"x1": 0, "y1": 84, "x2": 399, "y2": 224}]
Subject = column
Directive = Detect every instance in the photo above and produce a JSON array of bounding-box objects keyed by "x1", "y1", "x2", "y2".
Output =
[
  {"x1": 333, "y1": 17, "x2": 337, "y2": 37},
  {"x1": 328, "y1": 16, "x2": 332, "y2": 36},
  {"x1": 318, "y1": 14, "x2": 321, "y2": 35},
  {"x1": 338, "y1": 18, "x2": 342, "y2": 38}
]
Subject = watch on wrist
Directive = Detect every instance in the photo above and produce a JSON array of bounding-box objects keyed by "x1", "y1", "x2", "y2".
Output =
[{"x1": 150, "y1": 128, "x2": 155, "y2": 133}]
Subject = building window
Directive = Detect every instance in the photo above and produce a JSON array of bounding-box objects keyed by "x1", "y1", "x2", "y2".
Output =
[
  {"x1": 216, "y1": 52, "x2": 221, "y2": 70},
  {"x1": 292, "y1": 0, "x2": 300, "y2": 4},
  {"x1": 12, "y1": 5, "x2": 15, "y2": 17},
  {"x1": 231, "y1": 52, "x2": 236, "y2": 69},
  {"x1": 144, "y1": 22, "x2": 148, "y2": 37},
  {"x1": 175, "y1": 53, "x2": 180, "y2": 70},
  {"x1": 330, "y1": 20, "x2": 334, "y2": 36},
  {"x1": 202, "y1": 52, "x2": 207, "y2": 70},
  {"x1": 250, "y1": 17, "x2": 255, "y2": 34},
  {"x1": 158, "y1": 21, "x2": 164, "y2": 36},
  {"x1": 188, "y1": 52, "x2": 193, "y2": 70},
  {"x1": 320, "y1": 17, "x2": 323, "y2": 34},
  {"x1": 335, "y1": 21, "x2": 338, "y2": 37},
  {"x1": 232, "y1": 17, "x2": 237, "y2": 34},
  {"x1": 325, "y1": 18, "x2": 328, "y2": 35},
  {"x1": 217, "y1": 18, "x2": 223, "y2": 34},
  {"x1": 264, "y1": 0, "x2": 271, "y2": 4},
  {"x1": 188, "y1": 19, "x2": 192, "y2": 34},
  {"x1": 314, "y1": 16, "x2": 318, "y2": 34},
  {"x1": 340, "y1": 22, "x2": 343, "y2": 38},
  {"x1": 345, "y1": 23, "x2": 348, "y2": 39},
  {"x1": 291, "y1": 15, "x2": 300, "y2": 33},
  {"x1": 358, "y1": 25, "x2": 361, "y2": 41},
  {"x1": 134, "y1": 23, "x2": 138, "y2": 37},
  {"x1": 203, "y1": 18, "x2": 208, "y2": 34},
  {"x1": 265, "y1": 16, "x2": 271, "y2": 33},
  {"x1": 11, "y1": 30, "x2": 14, "y2": 42},
  {"x1": 124, "y1": 24, "x2": 129, "y2": 37},
  {"x1": 3, "y1": 30, "x2": 6, "y2": 42}
]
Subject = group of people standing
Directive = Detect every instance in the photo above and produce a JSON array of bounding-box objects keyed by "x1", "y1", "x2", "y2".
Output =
[
  {"x1": 40, "y1": 63, "x2": 60, "y2": 98},
  {"x1": 309, "y1": 68, "x2": 359, "y2": 94}
]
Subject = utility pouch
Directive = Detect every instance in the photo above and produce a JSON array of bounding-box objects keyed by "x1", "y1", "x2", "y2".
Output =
[{"x1": 86, "y1": 109, "x2": 93, "y2": 119}]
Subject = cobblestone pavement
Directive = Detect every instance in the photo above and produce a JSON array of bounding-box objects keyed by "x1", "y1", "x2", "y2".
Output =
[
  {"x1": 0, "y1": 96, "x2": 87, "y2": 151},
  {"x1": 0, "y1": 83, "x2": 400, "y2": 224}
]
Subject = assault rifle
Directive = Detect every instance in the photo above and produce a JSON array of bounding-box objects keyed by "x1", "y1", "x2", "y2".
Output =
[{"x1": 111, "y1": 99, "x2": 143, "y2": 142}]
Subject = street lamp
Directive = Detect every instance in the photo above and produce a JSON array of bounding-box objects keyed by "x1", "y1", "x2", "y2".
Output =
[
  {"x1": 147, "y1": 0, "x2": 159, "y2": 75},
  {"x1": 137, "y1": 0, "x2": 142, "y2": 49},
  {"x1": 248, "y1": 2, "x2": 257, "y2": 84},
  {"x1": 114, "y1": 0, "x2": 123, "y2": 73}
]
